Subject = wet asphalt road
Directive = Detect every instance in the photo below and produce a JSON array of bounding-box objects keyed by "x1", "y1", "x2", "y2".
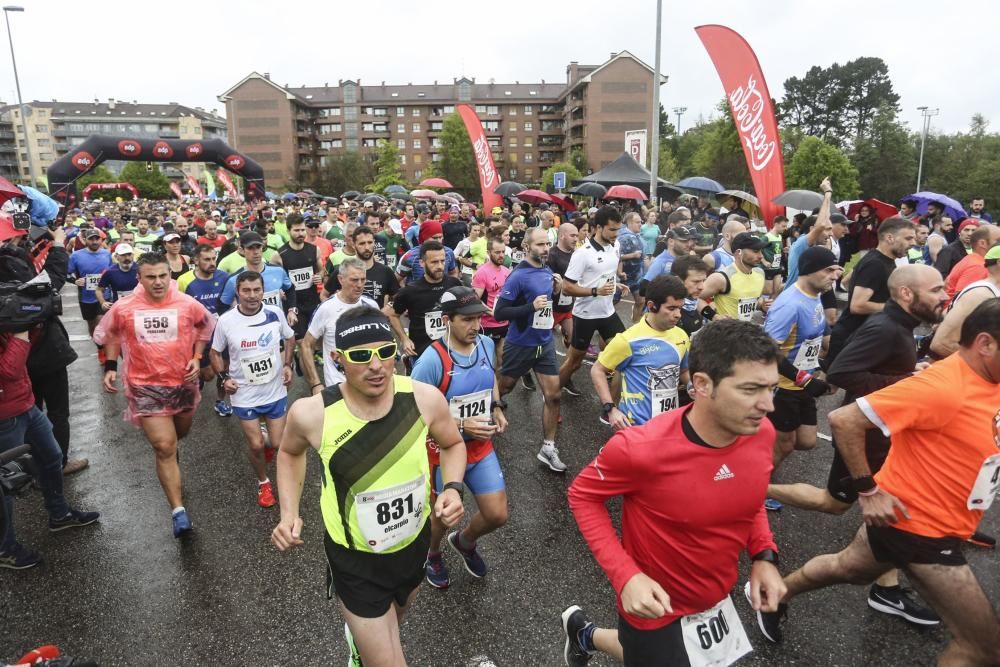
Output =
[{"x1": 2, "y1": 293, "x2": 998, "y2": 667}]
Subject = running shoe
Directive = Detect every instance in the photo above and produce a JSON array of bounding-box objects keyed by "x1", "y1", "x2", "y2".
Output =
[
  {"x1": 172, "y1": 509, "x2": 193, "y2": 538},
  {"x1": 764, "y1": 498, "x2": 784, "y2": 512},
  {"x1": 0, "y1": 544, "x2": 42, "y2": 570},
  {"x1": 562, "y1": 380, "x2": 582, "y2": 396},
  {"x1": 967, "y1": 530, "x2": 996, "y2": 549},
  {"x1": 62, "y1": 458, "x2": 89, "y2": 476},
  {"x1": 258, "y1": 481, "x2": 277, "y2": 508},
  {"x1": 424, "y1": 552, "x2": 450, "y2": 589},
  {"x1": 560, "y1": 605, "x2": 595, "y2": 666},
  {"x1": 214, "y1": 400, "x2": 232, "y2": 417},
  {"x1": 744, "y1": 581, "x2": 787, "y2": 643},
  {"x1": 537, "y1": 443, "x2": 567, "y2": 473},
  {"x1": 868, "y1": 584, "x2": 940, "y2": 626},
  {"x1": 521, "y1": 373, "x2": 537, "y2": 391},
  {"x1": 598, "y1": 414, "x2": 610, "y2": 426},
  {"x1": 344, "y1": 622, "x2": 364, "y2": 667},
  {"x1": 49, "y1": 508, "x2": 100, "y2": 533},
  {"x1": 447, "y1": 531, "x2": 487, "y2": 578},
  {"x1": 260, "y1": 422, "x2": 270, "y2": 446}
]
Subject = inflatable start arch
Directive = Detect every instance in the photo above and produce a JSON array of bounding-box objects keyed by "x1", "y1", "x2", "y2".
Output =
[{"x1": 47, "y1": 136, "x2": 265, "y2": 211}]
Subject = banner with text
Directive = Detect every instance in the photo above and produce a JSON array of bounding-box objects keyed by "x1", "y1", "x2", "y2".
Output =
[
  {"x1": 456, "y1": 104, "x2": 504, "y2": 212},
  {"x1": 217, "y1": 168, "x2": 240, "y2": 199},
  {"x1": 695, "y1": 24, "x2": 785, "y2": 225},
  {"x1": 169, "y1": 182, "x2": 183, "y2": 199},
  {"x1": 185, "y1": 174, "x2": 204, "y2": 199},
  {"x1": 624, "y1": 130, "x2": 647, "y2": 166}
]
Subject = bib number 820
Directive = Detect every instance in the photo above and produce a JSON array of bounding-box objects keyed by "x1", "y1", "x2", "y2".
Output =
[{"x1": 695, "y1": 608, "x2": 731, "y2": 650}]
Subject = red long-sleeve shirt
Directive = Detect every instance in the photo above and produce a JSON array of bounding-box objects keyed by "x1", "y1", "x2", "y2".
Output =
[
  {"x1": 0, "y1": 334, "x2": 34, "y2": 419},
  {"x1": 568, "y1": 406, "x2": 777, "y2": 630}
]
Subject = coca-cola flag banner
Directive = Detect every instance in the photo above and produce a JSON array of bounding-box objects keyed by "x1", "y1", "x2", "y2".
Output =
[
  {"x1": 185, "y1": 174, "x2": 204, "y2": 199},
  {"x1": 217, "y1": 168, "x2": 240, "y2": 200},
  {"x1": 695, "y1": 25, "x2": 785, "y2": 225},
  {"x1": 456, "y1": 104, "x2": 504, "y2": 213},
  {"x1": 169, "y1": 182, "x2": 184, "y2": 200}
]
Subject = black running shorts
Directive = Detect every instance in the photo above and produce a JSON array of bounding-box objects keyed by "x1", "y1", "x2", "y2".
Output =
[
  {"x1": 768, "y1": 388, "x2": 817, "y2": 433},
  {"x1": 866, "y1": 524, "x2": 967, "y2": 568},
  {"x1": 618, "y1": 614, "x2": 691, "y2": 667},
  {"x1": 570, "y1": 314, "x2": 625, "y2": 351},
  {"x1": 826, "y1": 432, "x2": 891, "y2": 504}
]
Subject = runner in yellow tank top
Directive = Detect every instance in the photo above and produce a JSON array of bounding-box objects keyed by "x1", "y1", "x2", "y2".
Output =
[
  {"x1": 697, "y1": 232, "x2": 770, "y2": 322},
  {"x1": 271, "y1": 305, "x2": 467, "y2": 667}
]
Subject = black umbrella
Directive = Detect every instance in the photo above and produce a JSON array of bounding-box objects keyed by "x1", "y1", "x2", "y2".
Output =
[
  {"x1": 494, "y1": 181, "x2": 526, "y2": 197},
  {"x1": 388, "y1": 193, "x2": 412, "y2": 202},
  {"x1": 363, "y1": 193, "x2": 387, "y2": 204},
  {"x1": 772, "y1": 189, "x2": 825, "y2": 211},
  {"x1": 342, "y1": 190, "x2": 361, "y2": 201},
  {"x1": 322, "y1": 195, "x2": 339, "y2": 204},
  {"x1": 384, "y1": 184, "x2": 408, "y2": 195},
  {"x1": 444, "y1": 191, "x2": 465, "y2": 202},
  {"x1": 570, "y1": 182, "x2": 608, "y2": 198}
]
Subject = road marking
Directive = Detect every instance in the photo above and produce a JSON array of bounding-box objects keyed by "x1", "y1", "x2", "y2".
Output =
[
  {"x1": 817, "y1": 432, "x2": 832, "y2": 441},
  {"x1": 68, "y1": 334, "x2": 93, "y2": 343}
]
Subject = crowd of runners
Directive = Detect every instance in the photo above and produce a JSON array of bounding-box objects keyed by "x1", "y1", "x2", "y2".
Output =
[{"x1": 0, "y1": 184, "x2": 997, "y2": 667}]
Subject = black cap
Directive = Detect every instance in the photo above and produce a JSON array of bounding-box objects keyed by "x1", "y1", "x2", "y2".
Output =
[
  {"x1": 731, "y1": 232, "x2": 767, "y2": 251},
  {"x1": 438, "y1": 286, "x2": 489, "y2": 316},
  {"x1": 239, "y1": 231, "x2": 265, "y2": 247},
  {"x1": 830, "y1": 213, "x2": 849, "y2": 225},
  {"x1": 669, "y1": 225, "x2": 694, "y2": 241},
  {"x1": 83, "y1": 228, "x2": 102, "y2": 239},
  {"x1": 798, "y1": 246, "x2": 838, "y2": 275}
]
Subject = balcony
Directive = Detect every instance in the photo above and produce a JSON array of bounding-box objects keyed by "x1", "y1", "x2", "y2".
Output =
[
  {"x1": 51, "y1": 128, "x2": 67, "y2": 138},
  {"x1": 0, "y1": 130, "x2": 14, "y2": 140},
  {"x1": 539, "y1": 105, "x2": 564, "y2": 118},
  {"x1": 159, "y1": 130, "x2": 180, "y2": 139},
  {"x1": 53, "y1": 142, "x2": 70, "y2": 151},
  {"x1": 0, "y1": 158, "x2": 17, "y2": 167}
]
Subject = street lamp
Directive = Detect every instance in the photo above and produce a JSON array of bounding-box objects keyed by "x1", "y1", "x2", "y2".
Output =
[
  {"x1": 3, "y1": 5, "x2": 37, "y2": 189},
  {"x1": 672, "y1": 106, "x2": 687, "y2": 134},
  {"x1": 915, "y1": 105, "x2": 939, "y2": 192}
]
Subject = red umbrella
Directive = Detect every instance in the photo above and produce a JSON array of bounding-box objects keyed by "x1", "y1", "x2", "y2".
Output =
[
  {"x1": 0, "y1": 176, "x2": 25, "y2": 207},
  {"x1": 846, "y1": 198, "x2": 898, "y2": 221},
  {"x1": 548, "y1": 193, "x2": 577, "y2": 212},
  {"x1": 419, "y1": 177, "x2": 453, "y2": 189},
  {"x1": 515, "y1": 189, "x2": 554, "y2": 205},
  {"x1": 410, "y1": 189, "x2": 439, "y2": 200},
  {"x1": 605, "y1": 184, "x2": 647, "y2": 201}
]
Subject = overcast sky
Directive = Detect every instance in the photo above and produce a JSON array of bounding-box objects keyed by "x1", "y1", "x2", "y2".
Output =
[{"x1": 2, "y1": 0, "x2": 994, "y2": 137}]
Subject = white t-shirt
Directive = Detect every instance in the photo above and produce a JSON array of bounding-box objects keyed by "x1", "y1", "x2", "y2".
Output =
[
  {"x1": 566, "y1": 237, "x2": 621, "y2": 320},
  {"x1": 307, "y1": 293, "x2": 380, "y2": 386},
  {"x1": 211, "y1": 305, "x2": 294, "y2": 409},
  {"x1": 455, "y1": 238, "x2": 475, "y2": 276}
]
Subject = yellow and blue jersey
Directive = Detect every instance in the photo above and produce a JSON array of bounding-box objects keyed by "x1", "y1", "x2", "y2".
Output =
[{"x1": 764, "y1": 284, "x2": 828, "y2": 391}]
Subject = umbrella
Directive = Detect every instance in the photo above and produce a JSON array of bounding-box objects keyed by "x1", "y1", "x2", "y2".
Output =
[
  {"x1": 265, "y1": 191, "x2": 278, "y2": 200},
  {"x1": 657, "y1": 180, "x2": 683, "y2": 202},
  {"x1": 410, "y1": 188, "x2": 439, "y2": 200},
  {"x1": 772, "y1": 189, "x2": 825, "y2": 212},
  {"x1": 570, "y1": 182, "x2": 608, "y2": 198},
  {"x1": 677, "y1": 176, "x2": 724, "y2": 195},
  {"x1": 605, "y1": 184, "x2": 647, "y2": 201},
  {"x1": 904, "y1": 192, "x2": 967, "y2": 221},
  {"x1": 717, "y1": 189, "x2": 759, "y2": 206},
  {"x1": 281, "y1": 192, "x2": 298, "y2": 201},
  {"x1": 549, "y1": 193, "x2": 577, "y2": 212},
  {"x1": 843, "y1": 198, "x2": 898, "y2": 221},
  {"x1": 15, "y1": 185, "x2": 57, "y2": 224},
  {"x1": 443, "y1": 191, "x2": 465, "y2": 202},
  {"x1": 295, "y1": 191, "x2": 311, "y2": 198},
  {"x1": 322, "y1": 196, "x2": 339, "y2": 204},
  {"x1": 341, "y1": 190, "x2": 361, "y2": 201},
  {"x1": 515, "y1": 189, "x2": 554, "y2": 205},
  {"x1": 362, "y1": 193, "x2": 387, "y2": 204},
  {"x1": 419, "y1": 177, "x2": 453, "y2": 189},
  {"x1": 494, "y1": 181, "x2": 525, "y2": 197},
  {"x1": 384, "y1": 184, "x2": 408, "y2": 194},
  {"x1": 388, "y1": 192, "x2": 412, "y2": 201}
]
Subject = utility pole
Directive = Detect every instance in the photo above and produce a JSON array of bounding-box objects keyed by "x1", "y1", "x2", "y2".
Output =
[
  {"x1": 647, "y1": 0, "x2": 662, "y2": 205},
  {"x1": 673, "y1": 106, "x2": 687, "y2": 134},
  {"x1": 915, "y1": 106, "x2": 939, "y2": 192}
]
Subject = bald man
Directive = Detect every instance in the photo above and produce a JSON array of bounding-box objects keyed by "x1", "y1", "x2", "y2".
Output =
[
  {"x1": 548, "y1": 222, "x2": 579, "y2": 349},
  {"x1": 703, "y1": 219, "x2": 748, "y2": 271},
  {"x1": 931, "y1": 245, "x2": 1000, "y2": 358},
  {"x1": 766, "y1": 264, "x2": 947, "y2": 625}
]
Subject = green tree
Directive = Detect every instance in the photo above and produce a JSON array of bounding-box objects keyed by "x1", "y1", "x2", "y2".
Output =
[
  {"x1": 118, "y1": 161, "x2": 171, "y2": 199},
  {"x1": 920, "y1": 114, "x2": 1000, "y2": 209},
  {"x1": 657, "y1": 137, "x2": 680, "y2": 181},
  {"x1": 74, "y1": 165, "x2": 117, "y2": 201},
  {"x1": 435, "y1": 112, "x2": 478, "y2": 196},
  {"x1": 569, "y1": 147, "x2": 589, "y2": 175},
  {"x1": 367, "y1": 140, "x2": 407, "y2": 192},
  {"x1": 785, "y1": 135, "x2": 860, "y2": 199},
  {"x1": 849, "y1": 104, "x2": 917, "y2": 203},
  {"x1": 310, "y1": 151, "x2": 375, "y2": 195},
  {"x1": 681, "y1": 101, "x2": 750, "y2": 190},
  {"x1": 540, "y1": 161, "x2": 582, "y2": 192}
]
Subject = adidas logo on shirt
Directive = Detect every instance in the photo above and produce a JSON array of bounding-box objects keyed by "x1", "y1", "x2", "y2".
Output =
[{"x1": 714, "y1": 464, "x2": 735, "y2": 481}]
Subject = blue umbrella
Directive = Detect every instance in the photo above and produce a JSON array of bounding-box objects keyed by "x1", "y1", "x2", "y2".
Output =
[
  {"x1": 677, "y1": 176, "x2": 724, "y2": 195},
  {"x1": 281, "y1": 192, "x2": 298, "y2": 201},
  {"x1": 904, "y1": 192, "x2": 967, "y2": 221},
  {"x1": 265, "y1": 191, "x2": 278, "y2": 200},
  {"x1": 18, "y1": 185, "x2": 59, "y2": 225}
]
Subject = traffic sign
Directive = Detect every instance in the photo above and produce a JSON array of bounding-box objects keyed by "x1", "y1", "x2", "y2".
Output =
[{"x1": 553, "y1": 171, "x2": 566, "y2": 190}]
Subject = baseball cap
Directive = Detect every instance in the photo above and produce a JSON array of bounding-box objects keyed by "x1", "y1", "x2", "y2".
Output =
[
  {"x1": 84, "y1": 228, "x2": 102, "y2": 239},
  {"x1": 731, "y1": 232, "x2": 767, "y2": 251},
  {"x1": 669, "y1": 226, "x2": 694, "y2": 241},
  {"x1": 984, "y1": 244, "x2": 1000, "y2": 265},
  {"x1": 830, "y1": 213, "x2": 849, "y2": 225},
  {"x1": 587, "y1": 207, "x2": 599, "y2": 215},
  {"x1": 491, "y1": 206, "x2": 504, "y2": 215},
  {"x1": 239, "y1": 231, "x2": 265, "y2": 247},
  {"x1": 276, "y1": 208, "x2": 285, "y2": 214},
  {"x1": 388, "y1": 219, "x2": 403, "y2": 235},
  {"x1": 114, "y1": 243, "x2": 134, "y2": 256},
  {"x1": 439, "y1": 286, "x2": 488, "y2": 316},
  {"x1": 798, "y1": 246, "x2": 838, "y2": 275},
  {"x1": 958, "y1": 218, "x2": 980, "y2": 233},
  {"x1": 162, "y1": 232, "x2": 181, "y2": 242}
]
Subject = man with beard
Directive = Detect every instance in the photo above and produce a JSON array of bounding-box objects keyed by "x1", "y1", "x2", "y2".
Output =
[
  {"x1": 324, "y1": 226, "x2": 399, "y2": 309},
  {"x1": 472, "y1": 235, "x2": 512, "y2": 374},
  {"x1": 935, "y1": 218, "x2": 979, "y2": 278},
  {"x1": 277, "y1": 214, "x2": 323, "y2": 341},
  {"x1": 389, "y1": 241, "x2": 463, "y2": 363},
  {"x1": 697, "y1": 233, "x2": 769, "y2": 323},
  {"x1": 926, "y1": 215, "x2": 953, "y2": 265},
  {"x1": 67, "y1": 228, "x2": 112, "y2": 360},
  {"x1": 95, "y1": 244, "x2": 139, "y2": 308}
]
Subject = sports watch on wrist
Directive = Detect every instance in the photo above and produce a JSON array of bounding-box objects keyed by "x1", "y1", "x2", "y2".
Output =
[
  {"x1": 443, "y1": 481, "x2": 466, "y2": 500},
  {"x1": 751, "y1": 549, "x2": 779, "y2": 566},
  {"x1": 601, "y1": 402, "x2": 615, "y2": 415}
]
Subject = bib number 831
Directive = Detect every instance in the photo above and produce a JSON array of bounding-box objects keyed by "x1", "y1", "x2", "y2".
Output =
[
  {"x1": 375, "y1": 493, "x2": 415, "y2": 525},
  {"x1": 696, "y1": 608, "x2": 731, "y2": 650}
]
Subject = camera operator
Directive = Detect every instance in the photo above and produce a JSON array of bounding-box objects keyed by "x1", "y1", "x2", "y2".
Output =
[
  {"x1": 0, "y1": 324, "x2": 100, "y2": 570},
  {"x1": 0, "y1": 217, "x2": 88, "y2": 476}
]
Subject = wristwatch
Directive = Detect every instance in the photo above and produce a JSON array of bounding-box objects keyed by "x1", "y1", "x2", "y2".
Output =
[
  {"x1": 443, "y1": 481, "x2": 466, "y2": 500},
  {"x1": 601, "y1": 402, "x2": 615, "y2": 415},
  {"x1": 751, "y1": 549, "x2": 779, "y2": 566},
  {"x1": 591, "y1": 287, "x2": 598, "y2": 297}
]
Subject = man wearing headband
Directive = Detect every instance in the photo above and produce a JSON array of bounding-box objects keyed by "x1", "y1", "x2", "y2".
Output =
[
  {"x1": 411, "y1": 287, "x2": 510, "y2": 590},
  {"x1": 272, "y1": 306, "x2": 467, "y2": 667}
]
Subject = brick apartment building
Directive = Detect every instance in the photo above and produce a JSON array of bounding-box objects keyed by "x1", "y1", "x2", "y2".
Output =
[{"x1": 218, "y1": 51, "x2": 666, "y2": 189}]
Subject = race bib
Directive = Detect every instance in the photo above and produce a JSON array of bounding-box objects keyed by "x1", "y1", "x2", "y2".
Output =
[
  {"x1": 461, "y1": 263, "x2": 475, "y2": 276},
  {"x1": 385, "y1": 254, "x2": 397, "y2": 270},
  {"x1": 240, "y1": 350, "x2": 279, "y2": 385},
  {"x1": 793, "y1": 336, "x2": 823, "y2": 371},
  {"x1": 680, "y1": 596, "x2": 752, "y2": 667},
  {"x1": 355, "y1": 475, "x2": 426, "y2": 553},
  {"x1": 133, "y1": 309, "x2": 178, "y2": 343},
  {"x1": 558, "y1": 291, "x2": 573, "y2": 307},
  {"x1": 262, "y1": 290, "x2": 281, "y2": 307},
  {"x1": 116, "y1": 289, "x2": 134, "y2": 301},
  {"x1": 449, "y1": 389, "x2": 491, "y2": 421},
  {"x1": 967, "y1": 454, "x2": 1000, "y2": 511},
  {"x1": 84, "y1": 274, "x2": 101, "y2": 292},
  {"x1": 651, "y1": 388, "x2": 679, "y2": 417},
  {"x1": 737, "y1": 297, "x2": 757, "y2": 322},
  {"x1": 288, "y1": 266, "x2": 314, "y2": 290},
  {"x1": 424, "y1": 310, "x2": 446, "y2": 340},
  {"x1": 135, "y1": 242, "x2": 153, "y2": 256},
  {"x1": 532, "y1": 303, "x2": 553, "y2": 329},
  {"x1": 512, "y1": 250, "x2": 525, "y2": 264}
]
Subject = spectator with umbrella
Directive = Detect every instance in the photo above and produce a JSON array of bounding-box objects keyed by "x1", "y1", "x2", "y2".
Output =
[{"x1": 935, "y1": 218, "x2": 980, "y2": 278}]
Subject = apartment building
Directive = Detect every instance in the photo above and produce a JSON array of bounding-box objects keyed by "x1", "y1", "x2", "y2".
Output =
[
  {"x1": 0, "y1": 100, "x2": 228, "y2": 185},
  {"x1": 0, "y1": 118, "x2": 17, "y2": 182},
  {"x1": 219, "y1": 51, "x2": 665, "y2": 189}
]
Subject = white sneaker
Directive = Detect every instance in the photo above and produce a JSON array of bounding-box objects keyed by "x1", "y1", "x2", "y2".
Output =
[{"x1": 537, "y1": 444, "x2": 567, "y2": 473}]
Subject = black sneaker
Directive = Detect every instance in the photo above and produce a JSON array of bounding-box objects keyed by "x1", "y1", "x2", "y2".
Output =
[
  {"x1": 49, "y1": 508, "x2": 100, "y2": 533},
  {"x1": 967, "y1": 530, "x2": 996, "y2": 549},
  {"x1": 563, "y1": 380, "x2": 582, "y2": 396},
  {"x1": 560, "y1": 605, "x2": 594, "y2": 666},
  {"x1": 521, "y1": 373, "x2": 537, "y2": 391},
  {"x1": 744, "y1": 581, "x2": 787, "y2": 643},
  {"x1": 868, "y1": 584, "x2": 940, "y2": 626},
  {"x1": 0, "y1": 543, "x2": 42, "y2": 570}
]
